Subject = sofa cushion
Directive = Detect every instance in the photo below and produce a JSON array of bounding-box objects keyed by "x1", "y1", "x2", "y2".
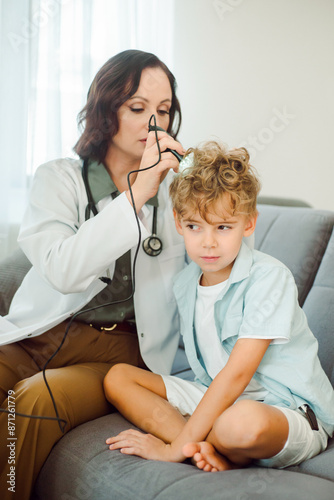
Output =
[
  {"x1": 33, "y1": 413, "x2": 334, "y2": 500},
  {"x1": 255, "y1": 206, "x2": 334, "y2": 306},
  {"x1": 287, "y1": 437, "x2": 334, "y2": 482}
]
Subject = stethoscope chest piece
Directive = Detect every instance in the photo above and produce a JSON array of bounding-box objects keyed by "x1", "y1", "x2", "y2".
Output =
[
  {"x1": 142, "y1": 234, "x2": 163, "y2": 257},
  {"x1": 142, "y1": 205, "x2": 162, "y2": 257},
  {"x1": 83, "y1": 160, "x2": 163, "y2": 257}
]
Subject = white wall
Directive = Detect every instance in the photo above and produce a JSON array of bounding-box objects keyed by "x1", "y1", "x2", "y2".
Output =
[{"x1": 172, "y1": 0, "x2": 334, "y2": 210}]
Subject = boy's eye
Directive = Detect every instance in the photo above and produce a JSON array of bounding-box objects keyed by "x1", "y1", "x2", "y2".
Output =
[
  {"x1": 218, "y1": 225, "x2": 231, "y2": 231},
  {"x1": 187, "y1": 224, "x2": 200, "y2": 231}
]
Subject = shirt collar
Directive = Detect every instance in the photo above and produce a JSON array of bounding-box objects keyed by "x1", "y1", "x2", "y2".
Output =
[
  {"x1": 228, "y1": 241, "x2": 253, "y2": 285},
  {"x1": 86, "y1": 159, "x2": 158, "y2": 207}
]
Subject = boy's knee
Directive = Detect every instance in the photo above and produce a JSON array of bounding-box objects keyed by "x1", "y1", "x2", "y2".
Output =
[
  {"x1": 103, "y1": 363, "x2": 133, "y2": 403},
  {"x1": 233, "y1": 400, "x2": 271, "y2": 442},
  {"x1": 214, "y1": 400, "x2": 268, "y2": 449}
]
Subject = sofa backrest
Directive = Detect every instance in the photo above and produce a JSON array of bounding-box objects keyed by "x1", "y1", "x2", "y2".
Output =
[
  {"x1": 255, "y1": 204, "x2": 334, "y2": 385},
  {"x1": 255, "y1": 205, "x2": 334, "y2": 306},
  {"x1": 302, "y1": 229, "x2": 334, "y2": 386},
  {"x1": 0, "y1": 248, "x2": 32, "y2": 316}
]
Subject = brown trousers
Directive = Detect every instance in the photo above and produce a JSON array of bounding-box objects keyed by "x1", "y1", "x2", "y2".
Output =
[{"x1": 0, "y1": 320, "x2": 146, "y2": 500}]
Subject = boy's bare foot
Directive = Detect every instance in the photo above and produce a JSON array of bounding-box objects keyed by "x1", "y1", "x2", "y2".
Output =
[{"x1": 183, "y1": 442, "x2": 235, "y2": 472}]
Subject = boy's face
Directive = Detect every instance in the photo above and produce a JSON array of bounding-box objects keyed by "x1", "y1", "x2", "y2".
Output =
[{"x1": 174, "y1": 197, "x2": 257, "y2": 286}]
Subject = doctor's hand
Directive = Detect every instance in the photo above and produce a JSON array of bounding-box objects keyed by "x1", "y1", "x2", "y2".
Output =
[{"x1": 126, "y1": 130, "x2": 184, "y2": 212}]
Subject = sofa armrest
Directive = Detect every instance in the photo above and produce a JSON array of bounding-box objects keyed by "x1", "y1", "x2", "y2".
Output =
[{"x1": 0, "y1": 248, "x2": 32, "y2": 316}]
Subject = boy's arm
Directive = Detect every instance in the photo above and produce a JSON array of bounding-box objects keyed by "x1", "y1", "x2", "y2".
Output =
[{"x1": 107, "y1": 337, "x2": 271, "y2": 462}]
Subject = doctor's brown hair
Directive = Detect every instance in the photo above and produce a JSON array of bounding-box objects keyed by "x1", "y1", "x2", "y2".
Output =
[
  {"x1": 169, "y1": 141, "x2": 261, "y2": 221},
  {"x1": 74, "y1": 49, "x2": 182, "y2": 163}
]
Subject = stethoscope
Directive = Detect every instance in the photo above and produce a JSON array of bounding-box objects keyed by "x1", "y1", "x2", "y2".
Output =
[{"x1": 82, "y1": 158, "x2": 163, "y2": 257}]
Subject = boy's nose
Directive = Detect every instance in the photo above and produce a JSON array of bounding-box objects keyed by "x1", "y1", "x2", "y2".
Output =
[{"x1": 202, "y1": 232, "x2": 217, "y2": 248}]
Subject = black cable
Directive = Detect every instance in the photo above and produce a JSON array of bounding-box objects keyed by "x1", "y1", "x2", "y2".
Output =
[
  {"x1": 0, "y1": 115, "x2": 162, "y2": 433},
  {"x1": 125, "y1": 114, "x2": 161, "y2": 291}
]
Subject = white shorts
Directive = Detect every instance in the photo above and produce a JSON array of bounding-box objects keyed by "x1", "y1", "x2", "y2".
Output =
[
  {"x1": 162, "y1": 375, "x2": 206, "y2": 417},
  {"x1": 161, "y1": 375, "x2": 329, "y2": 469},
  {"x1": 254, "y1": 406, "x2": 328, "y2": 468}
]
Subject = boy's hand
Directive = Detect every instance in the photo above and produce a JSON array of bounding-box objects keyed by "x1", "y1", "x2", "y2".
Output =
[{"x1": 106, "y1": 429, "x2": 174, "y2": 462}]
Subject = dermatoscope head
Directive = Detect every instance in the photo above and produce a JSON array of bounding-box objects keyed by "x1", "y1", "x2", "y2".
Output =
[{"x1": 178, "y1": 153, "x2": 193, "y2": 172}]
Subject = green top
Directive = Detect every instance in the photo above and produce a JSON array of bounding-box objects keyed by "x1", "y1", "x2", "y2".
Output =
[{"x1": 77, "y1": 160, "x2": 158, "y2": 327}]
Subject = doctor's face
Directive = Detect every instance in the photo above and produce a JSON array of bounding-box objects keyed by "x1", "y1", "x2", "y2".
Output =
[{"x1": 110, "y1": 67, "x2": 172, "y2": 161}]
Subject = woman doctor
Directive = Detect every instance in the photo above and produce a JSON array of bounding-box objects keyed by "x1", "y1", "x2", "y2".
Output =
[{"x1": 0, "y1": 49, "x2": 185, "y2": 500}]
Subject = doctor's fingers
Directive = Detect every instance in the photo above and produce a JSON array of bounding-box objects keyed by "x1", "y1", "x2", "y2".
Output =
[
  {"x1": 158, "y1": 153, "x2": 180, "y2": 174},
  {"x1": 158, "y1": 135, "x2": 184, "y2": 155},
  {"x1": 145, "y1": 132, "x2": 184, "y2": 156},
  {"x1": 139, "y1": 148, "x2": 179, "y2": 176},
  {"x1": 145, "y1": 129, "x2": 169, "y2": 148},
  {"x1": 142, "y1": 156, "x2": 179, "y2": 189}
]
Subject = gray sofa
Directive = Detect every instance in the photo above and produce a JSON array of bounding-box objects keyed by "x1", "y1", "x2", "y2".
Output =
[{"x1": 1, "y1": 204, "x2": 334, "y2": 500}]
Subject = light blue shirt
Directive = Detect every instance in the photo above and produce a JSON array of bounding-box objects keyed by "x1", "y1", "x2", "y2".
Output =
[{"x1": 173, "y1": 242, "x2": 334, "y2": 436}]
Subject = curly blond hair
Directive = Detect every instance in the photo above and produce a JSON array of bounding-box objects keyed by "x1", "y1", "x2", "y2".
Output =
[{"x1": 169, "y1": 141, "x2": 261, "y2": 221}]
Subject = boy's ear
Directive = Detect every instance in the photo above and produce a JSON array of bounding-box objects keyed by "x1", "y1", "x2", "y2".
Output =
[
  {"x1": 243, "y1": 213, "x2": 258, "y2": 237},
  {"x1": 173, "y1": 210, "x2": 183, "y2": 235}
]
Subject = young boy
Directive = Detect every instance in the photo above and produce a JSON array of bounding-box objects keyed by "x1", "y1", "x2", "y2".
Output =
[{"x1": 104, "y1": 141, "x2": 334, "y2": 471}]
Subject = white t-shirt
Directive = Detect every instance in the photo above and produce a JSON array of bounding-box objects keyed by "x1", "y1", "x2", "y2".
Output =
[{"x1": 195, "y1": 275, "x2": 269, "y2": 401}]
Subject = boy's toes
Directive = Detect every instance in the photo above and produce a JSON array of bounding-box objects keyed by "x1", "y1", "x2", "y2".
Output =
[
  {"x1": 195, "y1": 458, "x2": 207, "y2": 470},
  {"x1": 203, "y1": 463, "x2": 212, "y2": 472},
  {"x1": 182, "y1": 442, "x2": 201, "y2": 458}
]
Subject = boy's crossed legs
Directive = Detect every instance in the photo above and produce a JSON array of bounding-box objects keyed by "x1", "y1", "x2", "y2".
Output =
[
  {"x1": 104, "y1": 364, "x2": 289, "y2": 471},
  {"x1": 183, "y1": 399, "x2": 288, "y2": 471}
]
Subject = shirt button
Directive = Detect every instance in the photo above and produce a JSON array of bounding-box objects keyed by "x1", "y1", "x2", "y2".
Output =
[
  {"x1": 140, "y1": 333, "x2": 144, "y2": 338},
  {"x1": 123, "y1": 275, "x2": 129, "y2": 281}
]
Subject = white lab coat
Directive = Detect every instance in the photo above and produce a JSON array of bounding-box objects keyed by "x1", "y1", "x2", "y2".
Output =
[{"x1": 0, "y1": 158, "x2": 186, "y2": 375}]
